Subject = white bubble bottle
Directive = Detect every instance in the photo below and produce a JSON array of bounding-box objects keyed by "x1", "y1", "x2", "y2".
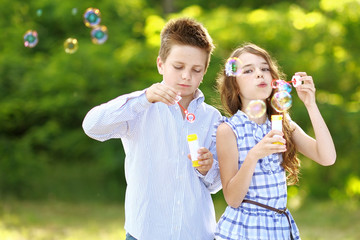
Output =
[
  {"x1": 271, "y1": 115, "x2": 283, "y2": 145},
  {"x1": 187, "y1": 134, "x2": 201, "y2": 167}
]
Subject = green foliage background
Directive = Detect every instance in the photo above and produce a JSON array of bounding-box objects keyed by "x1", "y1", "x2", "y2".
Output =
[{"x1": 1, "y1": 0, "x2": 359, "y2": 203}]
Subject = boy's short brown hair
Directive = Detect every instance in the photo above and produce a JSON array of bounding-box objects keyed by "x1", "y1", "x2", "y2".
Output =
[{"x1": 159, "y1": 18, "x2": 215, "y2": 71}]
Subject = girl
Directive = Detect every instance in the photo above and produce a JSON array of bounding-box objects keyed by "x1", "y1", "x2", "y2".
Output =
[{"x1": 214, "y1": 43, "x2": 336, "y2": 240}]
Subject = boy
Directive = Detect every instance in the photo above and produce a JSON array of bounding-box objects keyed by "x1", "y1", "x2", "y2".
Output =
[{"x1": 82, "y1": 18, "x2": 221, "y2": 240}]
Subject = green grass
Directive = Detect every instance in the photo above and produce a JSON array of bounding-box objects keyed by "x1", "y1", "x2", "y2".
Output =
[
  {"x1": 1, "y1": 198, "x2": 359, "y2": 240},
  {"x1": 0, "y1": 200, "x2": 126, "y2": 240}
]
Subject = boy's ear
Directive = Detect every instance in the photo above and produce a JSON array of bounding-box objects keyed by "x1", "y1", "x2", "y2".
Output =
[{"x1": 157, "y1": 56, "x2": 164, "y2": 75}]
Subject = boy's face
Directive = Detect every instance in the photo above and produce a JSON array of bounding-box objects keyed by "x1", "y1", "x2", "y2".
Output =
[{"x1": 157, "y1": 44, "x2": 207, "y2": 100}]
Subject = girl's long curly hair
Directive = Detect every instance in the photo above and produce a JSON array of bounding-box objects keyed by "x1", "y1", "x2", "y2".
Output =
[{"x1": 216, "y1": 43, "x2": 300, "y2": 185}]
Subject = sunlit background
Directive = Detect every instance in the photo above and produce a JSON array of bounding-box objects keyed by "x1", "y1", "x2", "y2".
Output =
[{"x1": 1, "y1": 0, "x2": 360, "y2": 239}]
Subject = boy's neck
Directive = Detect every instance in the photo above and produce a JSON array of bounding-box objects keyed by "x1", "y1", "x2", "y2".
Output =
[{"x1": 178, "y1": 96, "x2": 193, "y2": 110}]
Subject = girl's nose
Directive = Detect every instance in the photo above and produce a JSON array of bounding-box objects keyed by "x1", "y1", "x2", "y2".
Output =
[{"x1": 256, "y1": 68, "x2": 264, "y2": 78}]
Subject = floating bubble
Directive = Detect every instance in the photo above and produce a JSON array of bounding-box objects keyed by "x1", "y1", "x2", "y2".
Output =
[
  {"x1": 36, "y1": 9, "x2": 43, "y2": 17},
  {"x1": 91, "y1": 25, "x2": 108, "y2": 44},
  {"x1": 245, "y1": 100, "x2": 266, "y2": 119},
  {"x1": 64, "y1": 38, "x2": 79, "y2": 54},
  {"x1": 23, "y1": 30, "x2": 38, "y2": 48},
  {"x1": 271, "y1": 91, "x2": 292, "y2": 112},
  {"x1": 225, "y1": 57, "x2": 242, "y2": 77},
  {"x1": 72, "y1": 8, "x2": 78, "y2": 16},
  {"x1": 278, "y1": 81, "x2": 292, "y2": 93},
  {"x1": 83, "y1": 8, "x2": 101, "y2": 28}
]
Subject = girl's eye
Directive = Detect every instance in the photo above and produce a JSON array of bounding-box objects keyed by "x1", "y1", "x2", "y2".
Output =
[
  {"x1": 193, "y1": 69, "x2": 202, "y2": 73},
  {"x1": 262, "y1": 67, "x2": 270, "y2": 71},
  {"x1": 243, "y1": 69, "x2": 252, "y2": 74},
  {"x1": 174, "y1": 66, "x2": 182, "y2": 70}
]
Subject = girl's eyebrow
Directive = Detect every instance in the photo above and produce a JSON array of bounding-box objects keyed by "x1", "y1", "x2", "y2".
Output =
[{"x1": 242, "y1": 62, "x2": 268, "y2": 68}]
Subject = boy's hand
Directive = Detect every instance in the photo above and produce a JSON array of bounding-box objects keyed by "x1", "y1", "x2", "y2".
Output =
[
  {"x1": 190, "y1": 147, "x2": 213, "y2": 176},
  {"x1": 146, "y1": 83, "x2": 180, "y2": 105}
]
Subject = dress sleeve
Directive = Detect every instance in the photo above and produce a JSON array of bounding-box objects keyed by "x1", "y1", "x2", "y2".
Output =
[
  {"x1": 82, "y1": 90, "x2": 152, "y2": 141},
  {"x1": 212, "y1": 115, "x2": 243, "y2": 151}
]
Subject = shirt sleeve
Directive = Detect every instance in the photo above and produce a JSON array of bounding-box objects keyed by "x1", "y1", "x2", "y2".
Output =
[
  {"x1": 196, "y1": 158, "x2": 222, "y2": 194},
  {"x1": 82, "y1": 90, "x2": 152, "y2": 142}
]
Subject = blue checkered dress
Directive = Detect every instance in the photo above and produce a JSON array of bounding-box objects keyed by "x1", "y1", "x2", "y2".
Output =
[{"x1": 214, "y1": 110, "x2": 300, "y2": 240}]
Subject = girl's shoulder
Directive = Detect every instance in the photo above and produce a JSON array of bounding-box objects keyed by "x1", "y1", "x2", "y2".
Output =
[{"x1": 212, "y1": 110, "x2": 249, "y2": 141}]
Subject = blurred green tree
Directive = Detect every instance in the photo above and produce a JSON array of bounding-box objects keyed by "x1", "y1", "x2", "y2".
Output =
[{"x1": 0, "y1": 0, "x2": 359, "y2": 202}]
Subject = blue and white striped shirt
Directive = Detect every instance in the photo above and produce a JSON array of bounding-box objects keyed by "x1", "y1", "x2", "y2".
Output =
[
  {"x1": 82, "y1": 88, "x2": 222, "y2": 240},
  {"x1": 213, "y1": 110, "x2": 300, "y2": 240}
]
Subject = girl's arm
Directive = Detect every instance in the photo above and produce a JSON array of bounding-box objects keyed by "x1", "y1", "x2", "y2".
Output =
[
  {"x1": 291, "y1": 72, "x2": 336, "y2": 166},
  {"x1": 216, "y1": 123, "x2": 286, "y2": 208}
]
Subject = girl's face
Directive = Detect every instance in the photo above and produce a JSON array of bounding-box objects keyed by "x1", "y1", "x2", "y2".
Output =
[
  {"x1": 236, "y1": 52, "x2": 273, "y2": 111},
  {"x1": 157, "y1": 44, "x2": 207, "y2": 102}
]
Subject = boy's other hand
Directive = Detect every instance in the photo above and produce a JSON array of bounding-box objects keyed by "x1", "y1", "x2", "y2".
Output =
[
  {"x1": 146, "y1": 83, "x2": 180, "y2": 105},
  {"x1": 193, "y1": 147, "x2": 213, "y2": 176}
]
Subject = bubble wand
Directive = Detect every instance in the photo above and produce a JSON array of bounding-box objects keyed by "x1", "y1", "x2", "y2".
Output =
[{"x1": 177, "y1": 101, "x2": 195, "y2": 123}]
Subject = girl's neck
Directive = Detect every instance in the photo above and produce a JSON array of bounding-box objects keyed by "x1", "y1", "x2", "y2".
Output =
[{"x1": 249, "y1": 114, "x2": 268, "y2": 125}]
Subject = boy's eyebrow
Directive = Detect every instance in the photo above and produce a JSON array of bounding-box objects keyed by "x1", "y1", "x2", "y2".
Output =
[{"x1": 173, "y1": 61, "x2": 204, "y2": 68}]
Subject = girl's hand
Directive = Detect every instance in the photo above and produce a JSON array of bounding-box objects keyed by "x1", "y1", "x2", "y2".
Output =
[
  {"x1": 146, "y1": 83, "x2": 180, "y2": 105},
  {"x1": 190, "y1": 147, "x2": 213, "y2": 175},
  {"x1": 248, "y1": 130, "x2": 287, "y2": 161},
  {"x1": 294, "y1": 72, "x2": 316, "y2": 107}
]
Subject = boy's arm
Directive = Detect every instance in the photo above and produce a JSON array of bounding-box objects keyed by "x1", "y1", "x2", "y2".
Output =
[
  {"x1": 82, "y1": 90, "x2": 151, "y2": 142},
  {"x1": 197, "y1": 158, "x2": 222, "y2": 194},
  {"x1": 195, "y1": 140, "x2": 222, "y2": 194}
]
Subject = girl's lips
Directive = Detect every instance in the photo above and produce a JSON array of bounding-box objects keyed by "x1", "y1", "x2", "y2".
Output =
[{"x1": 257, "y1": 83, "x2": 267, "y2": 88}]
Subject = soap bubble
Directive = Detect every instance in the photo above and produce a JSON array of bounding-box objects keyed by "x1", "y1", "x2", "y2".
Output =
[
  {"x1": 36, "y1": 9, "x2": 43, "y2": 17},
  {"x1": 225, "y1": 57, "x2": 242, "y2": 77},
  {"x1": 23, "y1": 30, "x2": 38, "y2": 48},
  {"x1": 64, "y1": 38, "x2": 79, "y2": 54},
  {"x1": 277, "y1": 81, "x2": 292, "y2": 93},
  {"x1": 271, "y1": 91, "x2": 292, "y2": 112},
  {"x1": 271, "y1": 79, "x2": 292, "y2": 93},
  {"x1": 91, "y1": 25, "x2": 108, "y2": 44},
  {"x1": 72, "y1": 8, "x2": 78, "y2": 16},
  {"x1": 83, "y1": 8, "x2": 101, "y2": 28},
  {"x1": 245, "y1": 100, "x2": 266, "y2": 119}
]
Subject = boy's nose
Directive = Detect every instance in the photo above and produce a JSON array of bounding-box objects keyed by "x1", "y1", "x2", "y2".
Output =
[{"x1": 182, "y1": 71, "x2": 191, "y2": 80}]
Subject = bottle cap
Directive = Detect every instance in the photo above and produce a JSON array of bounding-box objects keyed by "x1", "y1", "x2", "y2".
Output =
[
  {"x1": 271, "y1": 115, "x2": 283, "y2": 121},
  {"x1": 187, "y1": 134, "x2": 198, "y2": 141}
]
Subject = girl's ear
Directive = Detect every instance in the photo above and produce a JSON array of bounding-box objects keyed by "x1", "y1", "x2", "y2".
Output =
[{"x1": 157, "y1": 56, "x2": 164, "y2": 75}]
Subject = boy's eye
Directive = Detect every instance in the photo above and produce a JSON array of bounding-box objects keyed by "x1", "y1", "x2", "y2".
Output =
[
  {"x1": 193, "y1": 69, "x2": 202, "y2": 73},
  {"x1": 174, "y1": 65, "x2": 183, "y2": 69}
]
